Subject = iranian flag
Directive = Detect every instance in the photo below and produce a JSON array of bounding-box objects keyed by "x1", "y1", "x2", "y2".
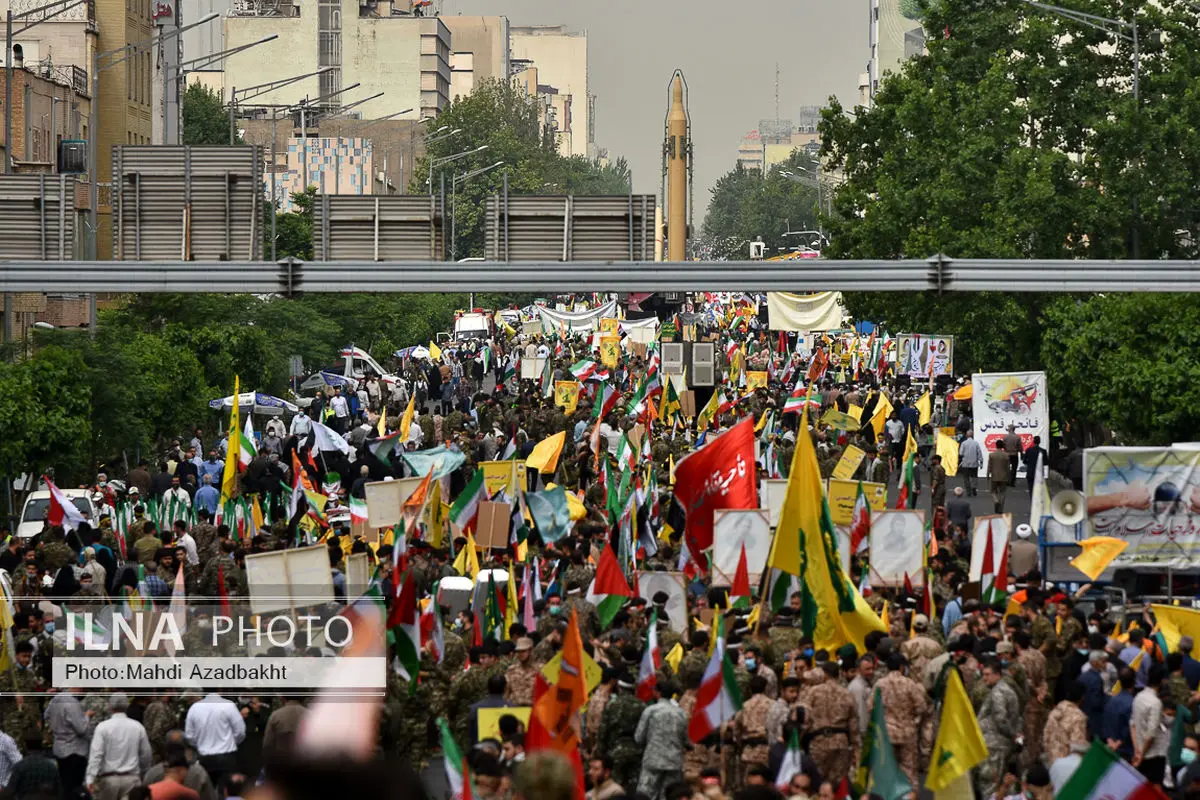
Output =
[
  {"x1": 349, "y1": 496, "x2": 369, "y2": 525},
  {"x1": 437, "y1": 718, "x2": 472, "y2": 800},
  {"x1": 775, "y1": 729, "x2": 804, "y2": 792},
  {"x1": 687, "y1": 615, "x2": 742, "y2": 742},
  {"x1": 593, "y1": 384, "x2": 620, "y2": 419},
  {"x1": 419, "y1": 586, "x2": 446, "y2": 665},
  {"x1": 570, "y1": 359, "x2": 598, "y2": 381},
  {"x1": 729, "y1": 544, "x2": 752, "y2": 608},
  {"x1": 43, "y1": 476, "x2": 86, "y2": 531},
  {"x1": 585, "y1": 544, "x2": 633, "y2": 628},
  {"x1": 849, "y1": 482, "x2": 871, "y2": 554},
  {"x1": 449, "y1": 469, "x2": 486, "y2": 533},
  {"x1": 239, "y1": 416, "x2": 257, "y2": 470},
  {"x1": 65, "y1": 611, "x2": 110, "y2": 648},
  {"x1": 896, "y1": 452, "x2": 917, "y2": 509},
  {"x1": 388, "y1": 569, "x2": 421, "y2": 685},
  {"x1": 782, "y1": 384, "x2": 819, "y2": 415},
  {"x1": 1056, "y1": 741, "x2": 1167, "y2": 800},
  {"x1": 615, "y1": 434, "x2": 637, "y2": 473},
  {"x1": 636, "y1": 608, "x2": 662, "y2": 701}
]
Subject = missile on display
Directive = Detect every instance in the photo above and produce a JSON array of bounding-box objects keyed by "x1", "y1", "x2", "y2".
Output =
[{"x1": 663, "y1": 70, "x2": 691, "y2": 262}]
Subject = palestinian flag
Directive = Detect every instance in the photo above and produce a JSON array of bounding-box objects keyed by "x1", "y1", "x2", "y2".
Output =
[
  {"x1": 570, "y1": 359, "x2": 599, "y2": 381},
  {"x1": 980, "y1": 518, "x2": 1009, "y2": 605},
  {"x1": 729, "y1": 544, "x2": 752, "y2": 608},
  {"x1": 437, "y1": 718, "x2": 472, "y2": 800},
  {"x1": 367, "y1": 430, "x2": 404, "y2": 466},
  {"x1": 896, "y1": 429, "x2": 918, "y2": 509},
  {"x1": 388, "y1": 569, "x2": 420, "y2": 685},
  {"x1": 688, "y1": 616, "x2": 742, "y2": 742},
  {"x1": 1057, "y1": 741, "x2": 1167, "y2": 800},
  {"x1": 349, "y1": 496, "x2": 369, "y2": 525},
  {"x1": 500, "y1": 355, "x2": 518, "y2": 385},
  {"x1": 239, "y1": 416, "x2": 257, "y2": 470},
  {"x1": 593, "y1": 384, "x2": 620, "y2": 419},
  {"x1": 585, "y1": 544, "x2": 633, "y2": 628},
  {"x1": 449, "y1": 470, "x2": 485, "y2": 532},
  {"x1": 849, "y1": 482, "x2": 871, "y2": 554},
  {"x1": 636, "y1": 608, "x2": 662, "y2": 701}
]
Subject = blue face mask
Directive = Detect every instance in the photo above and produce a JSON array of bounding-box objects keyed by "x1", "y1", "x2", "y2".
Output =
[
  {"x1": 745, "y1": 658, "x2": 757, "y2": 671},
  {"x1": 1184, "y1": 749, "x2": 1198, "y2": 765},
  {"x1": 1076, "y1": 648, "x2": 1089, "y2": 656},
  {"x1": 801, "y1": 647, "x2": 814, "y2": 658},
  {"x1": 44, "y1": 622, "x2": 54, "y2": 634}
]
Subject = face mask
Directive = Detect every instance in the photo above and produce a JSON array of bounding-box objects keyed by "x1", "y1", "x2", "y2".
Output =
[
  {"x1": 999, "y1": 659, "x2": 1009, "y2": 668},
  {"x1": 1183, "y1": 749, "x2": 1198, "y2": 765},
  {"x1": 1076, "y1": 647, "x2": 1088, "y2": 656},
  {"x1": 549, "y1": 606, "x2": 562, "y2": 615},
  {"x1": 745, "y1": 658, "x2": 757, "y2": 671},
  {"x1": 453, "y1": 620, "x2": 464, "y2": 631},
  {"x1": 801, "y1": 647, "x2": 814, "y2": 658},
  {"x1": 1088, "y1": 625, "x2": 1099, "y2": 634},
  {"x1": 44, "y1": 622, "x2": 54, "y2": 634}
]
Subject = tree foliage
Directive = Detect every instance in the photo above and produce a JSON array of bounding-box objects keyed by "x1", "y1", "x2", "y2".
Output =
[
  {"x1": 815, "y1": 0, "x2": 1200, "y2": 437},
  {"x1": 702, "y1": 151, "x2": 821, "y2": 260},
  {"x1": 411, "y1": 78, "x2": 631, "y2": 259},
  {"x1": 182, "y1": 84, "x2": 240, "y2": 146}
]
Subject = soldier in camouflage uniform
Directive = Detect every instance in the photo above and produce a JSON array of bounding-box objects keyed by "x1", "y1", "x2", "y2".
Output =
[
  {"x1": 899, "y1": 615, "x2": 944, "y2": 680},
  {"x1": 192, "y1": 510, "x2": 220, "y2": 565},
  {"x1": 80, "y1": 691, "x2": 112, "y2": 739},
  {"x1": 797, "y1": 662, "x2": 859, "y2": 786},
  {"x1": 1163, "y1": 652, "x2": 1194, "y2": 713},
  {"x1": 142, "y1": 691, "x2": 178, "y2": 763},
  {"x1": 584, "y1": 670, "x2": 615, "y2": 756},
  {"x1": 1025, "y1": 599, "x2": 1060, "y2": 696},
  {"x1": 1053, "y1": 600, "x2": 1083, "y2": 693},
  {"x1": 200, "y1": 541, "x2": 244, "y2": 598},
  {"x1": 596, "y1": 678, "x2": 645, "y2": 794},
  {"x1": 0, "y1": 641, "x2": 43, "y2": 751},
  {"x1": 448, "y1": 643, "x2": 502, "y2": 746},
  {"x1": 975, "y1": 658, "x2": 1022, "y2": 798},
  {"x1": 504, "y1": 638, "x2": 540, "y2": 705},
  {"x1": 869, "y1": 654, "x2": 931, "y2": 788},
  {"x1": 40, "y1": 534, "x2": 76, "y2": 576},
  {"x1": 676, "y1": 632, "x2": 711, "y2": 690}
]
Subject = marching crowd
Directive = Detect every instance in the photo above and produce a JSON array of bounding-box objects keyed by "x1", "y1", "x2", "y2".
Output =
[{"x1": 2, "y1": 314, "x2": 1187, "y2": 800}]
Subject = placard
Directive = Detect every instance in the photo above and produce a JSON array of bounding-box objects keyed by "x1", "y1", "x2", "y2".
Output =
[
  {"x1": 762, "y1": 479, "x2": 789, "y2": 527},
  {"x1": 437, "y1": 575, "x2": 474, "y2": 619},
  {"x1": 680, "y1": 390, "x2": 696, "y2": 419},
  {"x1": 972, "y1": 371, "x2": 1049, "y2": 476},
  {"x1": 475, "y1": 501, "x2": 511, "y2": 550},
  {"x1": 631, "y1": 342, "x2": 648, "y2": 359},
  {"x1": 627, "y1": 423, "x2": 646, "y2": 452},
  {"x1": 969, "y1": 514, "x2": 1013, "y2": 581},
  {"x1": 831, "y1": 445, "x2": 867, "y2": 481},
  {"x1": 520, "y1": 356, "x2": 546, "y2": 380},
  {"x1": 345, "y1": 552, "x2": 369, "y2": 599},
  {"x1": 555, "y1": 381, "x2": 580, "y2": 414},
  {"x1": 869, "y1": 510, "x2": 926, "y2": 587},
  {"x1": 364, "y1": 477, "x2": 425, "y2": 529},
  {"x1": 480, "y1": 460, "x2": 526, "y2": 497},
  {"x1": 637, "y1": 571, "x2": 688, "y2": 635},
  {"x1": 599, "y1": 336, "x2": 621, "y2": 369},
  {"x1": 479, "y1": 707, "x2": 532, "y2": 742},
  {"x1": 826, "y1": 479, "x2": 888, "y2": 526},
  {"x1": 712, "y1": 509, "x2": 771, "y2": 586},
  {"x1": 599, "y1": 318, "x2": 620, "y2": 335},
  {"x1": 244, "y1": 545, "x2": 335, "y2": 615}
]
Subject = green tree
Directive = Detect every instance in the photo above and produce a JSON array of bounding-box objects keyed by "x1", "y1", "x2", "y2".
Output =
[
  {"x1": 182, "y1": 84, "x2": 240, "y2": 146},
  {"x1": 702, "y1": 151, "x2": 820, "y2": 260},
  {"x1": 273, "y1": 187, "x2": 316, "y2": 261}
]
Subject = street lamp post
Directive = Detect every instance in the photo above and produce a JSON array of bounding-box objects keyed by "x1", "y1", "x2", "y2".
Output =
[
  {"x1": 228, "y1": 66, "x2": 334, "y2": 146},
  {"x1": 6, "y1": 0, "x2": 87, "y2": 175},
  {"x1": 1022, "y1": 0, "x2": 1142, "y2": 257},
  {"x1": 167, "y1": 34, "x2": 277, "y2": 145},
  {"x1": 450, "y1": 160, "x2": 504, "y2": 261},
  {"x1": 427, "y1": 144, "x2": 488, "y2": 195}
]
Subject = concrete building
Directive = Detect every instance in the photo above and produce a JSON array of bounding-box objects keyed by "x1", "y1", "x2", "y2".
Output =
[
  {"x1": 222, "y1": 0, "x2": 449, "y2": 124},
  {"x1": 867, "y1": 0, "x2": 924, "y2": 105},
  {"x1": 510, "y1": 25, "x2": 593, "y2": 158},
  {"x1": 442, "y1": 15, "x2": 509, "y2": 101},
  {"x1": 266, "y1": 136, "x2": 373, "y2": 212},
  {"x1": 0, "y1": 61, "x2": 91, "y2": 172},
  {"x1": 735, "y1": 113, "x2": 821, "y2": 173}
]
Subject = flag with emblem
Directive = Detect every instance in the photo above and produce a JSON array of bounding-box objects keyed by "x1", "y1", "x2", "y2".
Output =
[
  {"x1": 687, "y1": 615, "x2": 742, "y2": 742},
  {"x1": 924, "y1": 668, "x2": 986, "y2": 795}
]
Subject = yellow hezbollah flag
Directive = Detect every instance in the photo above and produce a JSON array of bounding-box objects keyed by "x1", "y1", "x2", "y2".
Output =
[
  {"x1": 936, "y1": 432, "x2": 959, "y2": 477},
  {"x1": 429, "y1": 340, "x2": 443, "y2": 361},
  {"x1": 821, "y1": 409, "x2": 861, "y2": 432},
  {"x1": 453, "y1": 531, "x2": 481, "y2": 579},
  {"x1": 504, "y1": 565, "x2": 519, "y2": 640},
  {"x1": 377, "y1": 405, "x2": 388, "y2": 438},
  {"x1": 220, "y1": 375, "x2": 241, "y2": 504},
  {"x1": 399, "y1": 395, "x2": 416, "y2": 442},
  {"x1": 766, "y1": 402, "x2": 884, "y2": 654},
  {"x1": 926, "y1": 668, "x2": 987, "y2": 793},
  {"x1": 696, "y1": 389, "x2": 720, "y2": 431},
  {"x1": 869, "y1": 392, "x2": 894, "y2": 438},
  {"x1": 902, "y1": 426, "x2": 918, "y2": 466},
  {"x1": 1150, "y1": 604, "x2": 1200, "y2": 654},
  {"x1": 664, "y1": 642, "x2": 684, "y2": 674},
  {"x1": 1070, "y1": 537, "x2": 1128, "y2": 580},
  {"x1": 526, "y1": 431, "x2": 566, "y2": 475},
  {"x1": 915, "y1": 391, "x2": 932, "y2": 426},
  {"x1": 847, "y1": 404, "x2": 864, "y2": 422}
]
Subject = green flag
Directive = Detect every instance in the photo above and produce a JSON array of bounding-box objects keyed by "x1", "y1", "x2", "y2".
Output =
[{"x1": 855, "y1": 687, "x2": 913, "y2": 800}]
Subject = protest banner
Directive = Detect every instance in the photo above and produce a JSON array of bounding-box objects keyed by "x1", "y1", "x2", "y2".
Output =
[
  {"x1": 972, "y1": 371, "x2": 1049, "y2": 476},
  {"x1": 896, "y1": 334, "x2": 954, "y2": 377},
  {"x1": 554, "y1": 381, "x2": 581, "y2": 413},
  {"x1": 364, "y1": 477, "x2": 425, "y2": 529},
  {"x1": 869, "y1": 510, "x2": 926, "y2": 587},
  {"x1": 480, "y1": 460, "x2": 526, "y2": 497},
  {"x1": 599, "y1": 336, "x2": 621, "y2": 369},
  {"x1": 826, "y1": 479, "x2": 888, "y2": 526},
  {"x1": 712, "y1": 510, "x2": 771, "y2": 586},
  {"x1": 244, "y1": 545, "x2": 334, "y2": 615},
  {"x1": 345, "y1": 552, "x2": 370, "y2": 599},
  {"x1": 1084, "y1": 446, "x2": 1200, "y2": 569}
]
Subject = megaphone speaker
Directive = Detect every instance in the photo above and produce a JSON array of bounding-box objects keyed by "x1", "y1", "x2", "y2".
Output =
[{"x1": 1051, "y1": 490, "x2": 1086, "y2": 526}]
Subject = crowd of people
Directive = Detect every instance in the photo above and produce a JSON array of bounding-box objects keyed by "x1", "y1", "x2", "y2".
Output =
[{"x1": 1, "y1": 306, "x2": 1186, "y2": 800}]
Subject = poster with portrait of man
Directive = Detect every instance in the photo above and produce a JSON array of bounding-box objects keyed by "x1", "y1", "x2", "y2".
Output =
[{"x1": 869, "y1": 510, "x2": 926, "y2": 587}]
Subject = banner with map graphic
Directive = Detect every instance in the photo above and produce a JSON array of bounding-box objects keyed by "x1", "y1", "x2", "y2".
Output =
[{"x1": 972, "y1": 371, "x2": 1049, "y2": 477}]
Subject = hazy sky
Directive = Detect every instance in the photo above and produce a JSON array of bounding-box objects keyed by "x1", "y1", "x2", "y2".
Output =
[{"x1": 442, "y1": 0, "x2": 866, "y2": 217}]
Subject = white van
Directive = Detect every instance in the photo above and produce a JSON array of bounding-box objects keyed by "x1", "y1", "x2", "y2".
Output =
[{"x1": 17, "y1": 489, "x2": 96, "y2": 538}]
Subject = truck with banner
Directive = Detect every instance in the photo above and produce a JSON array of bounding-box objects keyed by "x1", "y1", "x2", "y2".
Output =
[{"x1": 972, "y1": 371, "x2": 1049, "y2": 476}]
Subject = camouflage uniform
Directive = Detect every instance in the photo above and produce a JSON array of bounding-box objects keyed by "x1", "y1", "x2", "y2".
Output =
[
  {"x1": 634, "y1": 699, "x2": 690, "y2": 800},
  {"x1": 134, "y1": 535, "x2": 164, "y2": 568},
  {"x1": 767, "y1": 627, "x2": 802, "y2": 674},
  {"x1": 504, "y1": 661, "x2": 539, "y2": 706},
  {"x1": 584, "y1": 684, "x2": 612, "y2": 755},
  {"x1": 383, "y1": 669, "x2": 436, "y2": 768},
  {"x1": 899, "y1": 635, "x2": 943, "y2": 681},
  {"x1": 1054, "y1": 616, "x2": 1083, "y2": 668},
  {"x1": 753, "y1": 662, "x2": 779, "y2": 700},
  {"x1": 40, "y1": 540, "x2": 76, "y2": 574},
  {"x1": 869, "y1": 671, "x2": 931, "y2": 788},
  {"x1": 447, "y1": 663, "x2": 502, "y2": 746},
  {"x1": 1018, "y1": 646, "x2": 1050, "y2": 771},
  {"x1": 732, "y1": 693, "x2": 774, "y2": 786},
  {"x1": 1042, "y1": 700, "x2": 1088, "y2": 763},
  {"x1": 142, "y1": 700, "x2": 177, "y2": 762},
  {"x1": 199, "y1": 554, "x2": 244, "y2": 598},
  {"x1": 562, "y1": 565, "x2": 594, "y2": 593},
  {"x1": 1164, "y1": 672, "x2": 1192, "y2": 712},
  {"x1": 81, "y1": 692, "x2": 111, "y2": 739},
  {"x1": 0, "y1": 667, "x2": 42, "y2": 751},
  {"x1": 564, "y1": 597, "x2": 601, "y2": 639},
  {"x1": 798, "y1": 679, "x2": 859, "y2": 786},
  {"x1": 193, "y1": 524, "x2": 220, "y2": 564},
  {"x1": 975, "y1": 677, "x2": 1021, "y2": 798},
  {"x1": 597, "y1": 692, "x2": 646, "y2": 793},
  {"x1": 676, "y1": 649, "x2": 710, "y2": 690},
  {"x1": 1030, "y1": 614, "x2": 1059, "y2": 689}
]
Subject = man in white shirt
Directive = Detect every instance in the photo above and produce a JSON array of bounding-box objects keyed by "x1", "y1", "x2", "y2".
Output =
[
  {"x1": 329, "y1": 388, "x2": 350, "y2": 433},
  {"x1": 290, "y1": 409, "x2": 313, "y2": 438},
  {"x1": 172, "y1": 521, "x2": 200, "y2": 567},
  {"x1": 162, "y1": 476, "x2": 192, "y2": 509},
  {"x1": 86, "y1": 693, "x2": 151, "y2": 800},
  {"x1": 184, "y1": 692, "x2": 245, "y2": 790}
]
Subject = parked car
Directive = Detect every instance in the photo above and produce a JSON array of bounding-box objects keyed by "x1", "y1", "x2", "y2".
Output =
[{"x1": 17, "y1": 489, "x2": 96, "y2": 538}]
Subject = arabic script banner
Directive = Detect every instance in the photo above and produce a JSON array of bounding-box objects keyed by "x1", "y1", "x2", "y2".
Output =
[
  {"x1": 971, "y1": 371, "x2": 1049, "y2": 478},
  {"x1": 672, "y1": 417, "x2": 757, "y2": 571},
  {"x1": 1085, "y1": 446, "x2": 1200, "y2": 569}
]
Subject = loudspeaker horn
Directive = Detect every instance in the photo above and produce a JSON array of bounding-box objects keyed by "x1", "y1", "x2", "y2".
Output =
[{"x1": 1051, "y1": 490, "x2": 1086, "y2": 526}]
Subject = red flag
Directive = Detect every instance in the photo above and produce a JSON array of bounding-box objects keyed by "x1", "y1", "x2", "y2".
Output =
[
  {"x1": 217, "y1": 563, "x2": 231, "y2": 618},
  {"x1": 903, "y1": 572, "x2": 914, "y2": 597},
  {"x1": 730, "y1": 545, "x2": 751, "y2": 602},
  {"x1": 672, "y1": 417, "x2": 757, "y2": 572}
]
